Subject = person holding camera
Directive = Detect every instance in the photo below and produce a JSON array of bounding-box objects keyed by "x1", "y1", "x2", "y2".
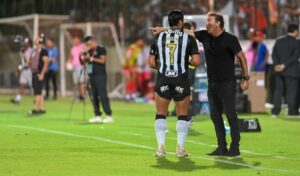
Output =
[
  {"x1": 28, "y1": 36, "x2": 49, "y2": 115},
  {"x1": 11, "y1": 38, "x2": 33, "y2": 104},
  {"x1": 81, "y1": 36, "x2": 113, "y2": 123}
]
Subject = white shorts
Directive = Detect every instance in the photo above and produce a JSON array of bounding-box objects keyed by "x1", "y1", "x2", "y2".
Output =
[
  {"x1": 72, "y1": 66, "x2": 85, "y2": 84},
  {"x1": 19, "y1": 68, "x2": 32, "y2": 87}
]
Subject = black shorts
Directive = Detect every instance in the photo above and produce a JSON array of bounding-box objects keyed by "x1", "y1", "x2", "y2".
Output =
[
  {"x1": 32, "y1": 73, "x2": 44, "y2": 95},
  {"x1": 155, "y1": 73, "x2": 190, "y2": 101}
]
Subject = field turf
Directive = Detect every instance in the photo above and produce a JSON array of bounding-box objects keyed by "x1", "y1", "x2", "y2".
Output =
[{"x1": 0, "y1": 95, "x2": 300, "y2": 176}]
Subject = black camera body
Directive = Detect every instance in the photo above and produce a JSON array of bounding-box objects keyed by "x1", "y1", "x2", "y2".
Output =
[{"x1": 14, "y1": 35, "x2": 26, "y2": 52}]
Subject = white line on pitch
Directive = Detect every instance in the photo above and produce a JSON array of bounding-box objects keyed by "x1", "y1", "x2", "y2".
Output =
[
  {"x1": 6, "y1": 124, "x2": 300, "y2": 174},
  {"x1": 120, "y1": 131, "x2": 300, "y2": 161}
]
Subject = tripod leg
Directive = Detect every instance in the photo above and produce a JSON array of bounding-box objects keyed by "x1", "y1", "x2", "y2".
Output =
[
  {"x1": 83, "y1": 99, "x2": 86, "y2": 121},
  {"x1": 67, "y1": 98, "x2": 76, "y2": 121}
]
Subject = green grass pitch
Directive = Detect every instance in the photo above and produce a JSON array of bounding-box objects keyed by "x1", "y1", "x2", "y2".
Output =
[{"x1": 0, "y1": 95, "x2": 300, "y2": 176}]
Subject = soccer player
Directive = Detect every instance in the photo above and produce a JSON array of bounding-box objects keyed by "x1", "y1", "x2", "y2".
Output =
[
  {"x1": 149, "y1": 10, "x2": 201, "y2": 158},
  {"x1": 152, "y1": 12, "x2": 249, "y2": 157}
]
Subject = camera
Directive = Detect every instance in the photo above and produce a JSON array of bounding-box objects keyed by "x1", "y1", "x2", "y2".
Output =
[
  {"x1": 13, "y1": 35, "x2": 31, "y2": 53},
  {"x1": 13, "y1": 35, "x2": 24, "y2": 45},
  {"x1": 81, "y1": 51, "x2": 89, "y2": 57}
]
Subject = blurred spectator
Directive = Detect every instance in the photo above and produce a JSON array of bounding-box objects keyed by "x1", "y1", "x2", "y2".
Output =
[
  {"x1": 123, "y1": 38, "x2": 145, "y2": 101},
  {"x1": 28, "y1": 37, "x2": 49, "y2": 115},
  {"x1": 242, "y1": 0, "x2": 268, "y2": 35},
  {"x1": 45, "y1": 38, "x2": 59, "y2": 100},
  {"x1": 245, "y1": 28, "x2": 258, "y2": 71},
  {"x1": 67, "y1": 36, "x2": 85, "y2": 101},
  {"x1": 137, "y1": 45, "x2": 151, "y2": 97},
  {"x1": 268, "y1": 0, "x2": 279, "y2": 38},
  {"x1": 253, "y1": 31, "x2": 269, "y2": 72},
  {"x1": 11, "y1": 38, "x2": 33, "y2": 104},
  {"x1": 271, "y1": 24, "x2": 300, "y2": 117}
]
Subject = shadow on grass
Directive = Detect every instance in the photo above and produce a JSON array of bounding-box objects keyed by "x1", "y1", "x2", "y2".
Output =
[
  {"x1": 281, "y1": 117, "x2": 300, "y2": 121},
  {"x1": 213, "y1": 156, "x2": 260, "y2": 170},
  {"x1": 151, "y1": 157, "x2": 208, "y2": 172}
]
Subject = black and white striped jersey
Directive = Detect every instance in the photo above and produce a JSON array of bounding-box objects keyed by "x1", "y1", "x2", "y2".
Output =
[{"x1": 151, "y1": 29, "x2": 199, "y2": 77}]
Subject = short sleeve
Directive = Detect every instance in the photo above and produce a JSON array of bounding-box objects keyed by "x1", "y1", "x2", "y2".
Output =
[
  {"x1": 98, "y1": 46, "x2": 107, "y2": 56},
  {"x1": 150, "y1": 43, "x2": 158, "y2": 56},
  {"x1": 41, "y1": 49, "x2": 48, "y2": 57},
  {"x1": 188, "y1": 36, "x2": 199, "y2": 55},
  {"x1": 194, "y1": 30, "x2": 208, "y2": 42},
  {"x1": 229, "y1": 35, "x2": 242, "y2": 55}
]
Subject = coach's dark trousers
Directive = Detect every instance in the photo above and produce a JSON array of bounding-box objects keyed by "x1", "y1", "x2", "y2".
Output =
[
  {"x1": 208, "y1": 79, "x2": 240, "y2": 150},
  {"x1": 89, "y1": 75, "x2": 112, "y2": 116},
  {"x1": 272, "y1": 74, "x2": 299, "y2": 116}
]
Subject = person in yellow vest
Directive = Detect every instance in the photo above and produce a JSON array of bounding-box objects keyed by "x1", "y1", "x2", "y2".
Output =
[{"x1": 123, "y1": 38, "x2": 145, "y2": 100}]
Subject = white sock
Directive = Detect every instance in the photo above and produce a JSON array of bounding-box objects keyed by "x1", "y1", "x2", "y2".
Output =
[
  {"x1": 15, "y1": 94, "x2": 21, "y2": 101},
  {"x1": 155, "y1": 119, "x2": 167, "y2": 148},
  {"x1": 176, "y1": 120, "x2": 189, "y2": 150}
]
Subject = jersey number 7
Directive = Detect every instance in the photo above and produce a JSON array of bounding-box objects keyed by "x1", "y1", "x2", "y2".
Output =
[{"x1": 166, "y1": 44, "x2": 177, "y2": 65}]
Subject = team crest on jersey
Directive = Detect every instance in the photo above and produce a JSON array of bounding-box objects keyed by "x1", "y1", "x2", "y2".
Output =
[
  {"x1": 160, "y1": 85, "x2": 169, "y2": 93},
  {"x1": 175, "y1": 86, "x2": 184, "y2": 94},
  {"x1": 165, "y1": 70, "x2": 178, "y2": 77}
]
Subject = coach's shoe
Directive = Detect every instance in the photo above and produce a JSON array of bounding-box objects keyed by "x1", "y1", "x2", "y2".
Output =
[
  {"x1": 103, "y1": 116, "x2": 114, "y2": 123},
  {"x1": 154, "y1": 145, "x2": 166, "y2": 158},
  {"x1": 176, "y1": 145, "x2": 191, "y2": 158},
  {"x1": 89, "y1": 116, "x2": 103, "y2": 123},
  {"x1": 206, "y1": 147, "x2": 228, "y2": 156},
  {"x1": 225, "y1": 148, "x2": 241, "y2": 158}
]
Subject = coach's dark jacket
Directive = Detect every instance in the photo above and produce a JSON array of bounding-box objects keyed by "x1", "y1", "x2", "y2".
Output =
[{"x1": 272, "y1": 35, "x2": 300, "y2": 77}]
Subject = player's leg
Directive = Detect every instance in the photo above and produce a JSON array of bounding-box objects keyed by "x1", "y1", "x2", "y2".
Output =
[
  {"x1": 174, "y1": 96, "x2": 190, "y2": 157},
  {"x1": 154, "y1": 93, "x2": 171, "y2": 157}
]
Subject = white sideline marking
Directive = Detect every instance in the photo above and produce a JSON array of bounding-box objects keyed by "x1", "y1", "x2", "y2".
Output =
[
  {"x1": 120, "y1": 131, "x2": 300, "y2": 161},
  {"x1": 6, "y1": 124, "x2": 300, "y2": 174}
]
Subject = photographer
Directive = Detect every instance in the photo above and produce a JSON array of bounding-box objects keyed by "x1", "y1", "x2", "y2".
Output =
[
  {"x1": 11, "y1": 38, "x2": 33, "y2": 104},
  {"x1": 81, "y1": 36, "x2": 113, "y2": 123},
  {"x1": 28, "y1": 35, "x2": 49, "y2": 115}
]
